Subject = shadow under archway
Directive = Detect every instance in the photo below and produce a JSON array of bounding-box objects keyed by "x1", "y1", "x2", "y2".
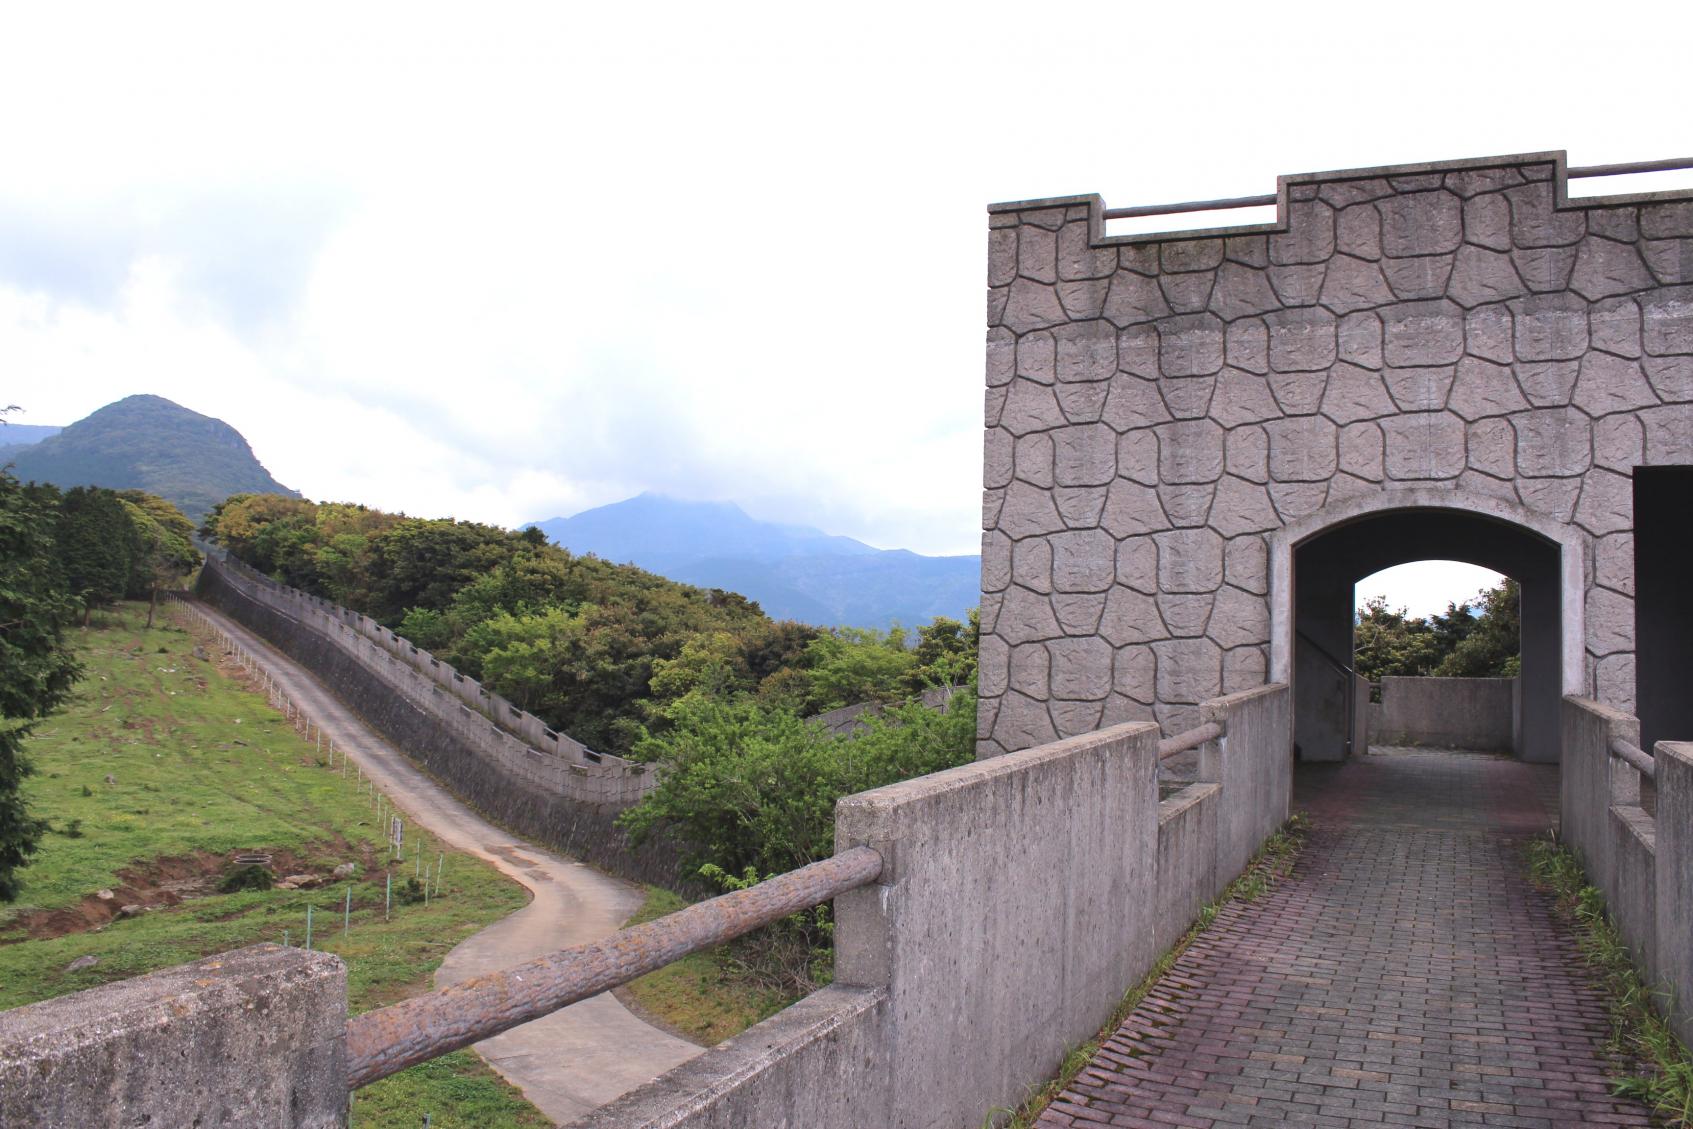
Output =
[{"x1": 1292, "y1": 508, "x2": 1563, "y2": 764}]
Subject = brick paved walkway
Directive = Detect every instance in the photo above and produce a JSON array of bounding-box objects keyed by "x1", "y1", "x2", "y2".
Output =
[{"x1": 1035, "y1": 749, "x2": 1652, "y2": 1128}]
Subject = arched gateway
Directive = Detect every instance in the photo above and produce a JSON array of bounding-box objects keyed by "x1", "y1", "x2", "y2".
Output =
[{"x1": 981, "y1": 151, "x2": 1693, "y2": 760}]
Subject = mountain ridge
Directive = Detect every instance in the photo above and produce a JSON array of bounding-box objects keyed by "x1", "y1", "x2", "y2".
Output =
[
  {"x1": 527, "y1": 494, "x2": 979, "y2": 629},
  {"x1": 7, "y1": 395, "x2": 298, "y2": 525}
]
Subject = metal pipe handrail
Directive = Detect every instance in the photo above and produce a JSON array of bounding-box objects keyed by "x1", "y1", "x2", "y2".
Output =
[
  {"x1": 1101, "y1": 156, "x2": 1692, "y2": 222},
  {"x1": 1103, "y1": 193, "x2": 1275, "y2": 221},
  {"x1": 1570, "y1": 156, "x2": 1693, "y2": 179},
  {"x1": 1158, "y1": 721, "x2": 1222, "y2": 762},
  {"x1": 345, "y1": 845, "x2": 884, "y2": 1088},
  {"x1": 1610, "y1": 737, "x2": 1655, "y2": 776}
]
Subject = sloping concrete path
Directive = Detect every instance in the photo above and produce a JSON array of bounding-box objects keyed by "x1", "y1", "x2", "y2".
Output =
[
  {"x1": 1037, "y1": 748, "x2": 1653, "y2": 1128},
  {"x1": 184, "y1": 600, "x2": 700, "y2": 1125}
]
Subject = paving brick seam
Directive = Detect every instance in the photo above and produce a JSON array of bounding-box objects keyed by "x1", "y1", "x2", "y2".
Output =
[{"x1": 1034, "y1": 751, "x2": 1653, "y2": 1128}]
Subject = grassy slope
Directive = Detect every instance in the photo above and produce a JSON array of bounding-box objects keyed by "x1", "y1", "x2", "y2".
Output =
[
  {"x1": 619, "y1": 885, "x2": 796, "y2": 1047},
  {"x1": 0, "y1": 603, "x2": 546, "y2": 1127}
]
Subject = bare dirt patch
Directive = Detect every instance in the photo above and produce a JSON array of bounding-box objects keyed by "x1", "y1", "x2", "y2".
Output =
[{"x1": 0, "y1": 837, "x2": 382, "y2": 943}]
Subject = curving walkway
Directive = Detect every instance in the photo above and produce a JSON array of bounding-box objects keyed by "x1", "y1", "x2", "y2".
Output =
[
  {"x1": 1037, "y1": 748, "x2": 1651, "y2": 1129},
  {"x1": 183, "y1": 600, "x2": 700, "y2": 1125}
]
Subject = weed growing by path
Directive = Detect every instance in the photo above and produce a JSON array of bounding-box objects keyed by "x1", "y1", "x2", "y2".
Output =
[
  {"x1": 988, "y1": 813, "x2": 1310, "y2": 1129},
  {"x1": 1527, "y1": 833, "x2": 1693, "y2": 1126}
]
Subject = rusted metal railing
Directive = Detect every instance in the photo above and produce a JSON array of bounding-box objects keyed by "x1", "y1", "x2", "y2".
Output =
[
  {"x1": 1157, "y1": 721, "x2": 1222, "y2": 762},
  {"x1": 1102, "y1": 156, "x2": 1693, "y2": 222},
  {"x1": 1610, "y1": 737, "x2": 1656, "y2": 777},
  {"x1": 345, "y1": 845, "x2": 883, "y2": 1088}
]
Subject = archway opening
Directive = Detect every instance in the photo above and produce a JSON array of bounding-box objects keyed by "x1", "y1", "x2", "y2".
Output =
[{"x1": 1292, "y1": 509, "x2": 1563, "y2": 764}]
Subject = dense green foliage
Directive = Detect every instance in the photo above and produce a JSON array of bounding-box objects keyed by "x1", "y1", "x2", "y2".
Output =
[
  {"x1": 621, "y1": 685, "x2": 976, "y2": 881},
  {"x1": 0, "y1": 470, "x2": 83, "y2": 901},
  {"x1": 1353, "y1": 578, "x2": 1521, "y2": 683},
  {"x1": 0, "y1": 474, "x2": 196, "y2": 899},
  {"x1": 204, "y1": 494, "x2": 976, "y2": 755},
  {"x1": 8, "y1": 394, "x2": 297, "y2": 527}
]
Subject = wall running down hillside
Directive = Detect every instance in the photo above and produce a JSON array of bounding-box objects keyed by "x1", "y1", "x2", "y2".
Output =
[{"x1": 195, "y1": 555, "x2": 684, "y2": 887}]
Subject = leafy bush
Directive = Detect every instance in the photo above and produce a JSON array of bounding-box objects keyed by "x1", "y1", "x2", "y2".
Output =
[
  {"x1": 619, "y1": 680, "x2": 976, "y2": 882},
  {"x1": 219, "y1": 864, "x2": 275, "y2": 893}
]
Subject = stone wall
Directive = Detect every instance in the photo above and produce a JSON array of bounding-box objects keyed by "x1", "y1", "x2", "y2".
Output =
[
  {"x1": 981, "y1": 151, "x2": 1693, "y2": 756},
  {"x1": 197, "y1": 559, "x2": 687, "y2": 888}
]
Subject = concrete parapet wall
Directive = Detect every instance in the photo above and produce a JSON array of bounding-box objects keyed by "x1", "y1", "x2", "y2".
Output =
[
  {"x1": 1561, "y1": 697, "x2": 1693, "y2": 1045},
  {"x1": 1371, "y1": 676, "x2": 1516, "y2": 751},
  {"x1": 197, "y1": 559, "x2": 685, "y2": 888},
  {"x1": 572, "y1": 987, "x2": 891, "y2": 1129},
  {"x1": 1657, "y1": 741, "x2": 1693, "y2": 1046},
  {"x1": 0, "y1": 945, "x2": 347, "y2": 1128},
  {"x1": 585, "y1": 684, "x2": 1292, "y2": 1128}
]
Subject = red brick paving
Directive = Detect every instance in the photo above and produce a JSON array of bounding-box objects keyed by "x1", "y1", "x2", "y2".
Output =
[{"x1": 1034, "y1": 749, "x2": 1652, "y2": 1128}]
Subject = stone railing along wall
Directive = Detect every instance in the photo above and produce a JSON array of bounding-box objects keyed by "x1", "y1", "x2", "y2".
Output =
[
  {"x1": 1560, "y1": 696, "x2": 1693, "y2": 1046},
  {"x1": 211, "y1": 556, "x2": 652, "y2": 794},
  {"x1": 195, "y1": 557, "x2": 682, "y2": 887},
  {"x1": 981, "y1": 151, "x2": 1693, "y2": 756},
  {"x1": 1367, "y1": 675, "x2": 1517, "y2": 752},
  {"x1": 0, "y1": 687, "x2": 1293, "y2": 1128}
]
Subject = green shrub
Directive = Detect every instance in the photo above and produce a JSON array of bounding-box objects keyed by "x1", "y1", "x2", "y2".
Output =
[{"x1": 219, "y1": 864, "x2": 275, "y2": 893}]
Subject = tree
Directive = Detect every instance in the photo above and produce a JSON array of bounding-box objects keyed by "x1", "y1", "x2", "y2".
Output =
[
  {"x1": 117, "y1": 491, "x2": 200, "y2": 627},
  {"x1": 56, "y1": 486, "x2": 140, "y2": 622},
  {"x1": 0, "y1": 469, "x2": 82, "y2": 900},
  {"x1": 1435, "y1": 580, "x2": 1521, "y2": 677}
]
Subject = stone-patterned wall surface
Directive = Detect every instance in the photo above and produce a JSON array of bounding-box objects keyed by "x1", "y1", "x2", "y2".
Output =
[{"x1": 981, "y1": 151, "x2": 1693, "y2": 756}]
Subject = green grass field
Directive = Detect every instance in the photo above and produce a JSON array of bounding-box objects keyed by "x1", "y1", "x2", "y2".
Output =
[
  {"x1": 0, "y1": 603, "x2": 547, "y2": 1127},
  {"x1": 620, "y1": 885, "x2": 798, "y2": 1046}
]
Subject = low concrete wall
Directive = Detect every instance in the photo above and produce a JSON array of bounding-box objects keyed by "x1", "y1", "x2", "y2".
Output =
[
  {"x1": 197, "y1": 560, "x2": 687, "y2": 888},
  {"x1": 581, "y1": 684, "x2": 1292, "y2": 1129},
  {"x1": 1562, "y1": 697, "x2": 1693, "y2": 1046},
  {"x1": 0, "y1": 945, "x2": 346, "y2": 1128},
  {"x1": 1658, "y1": 741, "x2": 1693, "y2": 1047},
  {"x1": 1370, "y1": 676, "x2": 1516, "y2": 752},
  {"x1": 572, "y1": 987, "x2": 891, "y2": 1129}
]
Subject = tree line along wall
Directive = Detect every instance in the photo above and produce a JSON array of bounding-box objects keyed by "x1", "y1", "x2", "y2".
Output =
[
  {"x1": 980, "y1": 151, "x2": 1693, "y2": 757},
  {"x1": 195, "y1": 556, "x2": 686, "y2": 888}
]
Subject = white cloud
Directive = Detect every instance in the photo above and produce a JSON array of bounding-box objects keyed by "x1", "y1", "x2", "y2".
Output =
[
  {"x1": 1356, "y1": 562, "x2": 1507, "y2": 621},
  {"x1": 3, "y1": 1, "x2": 1690, "y2": 563}
]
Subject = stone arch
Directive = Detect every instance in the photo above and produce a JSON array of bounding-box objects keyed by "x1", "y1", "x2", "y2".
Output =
[
  {"x1": 1269, "y1": 487, "x2": 1585, "y2": 762},
  {"x1": 1267, "y1": 486, "x2": 1586, "y2": 691}
]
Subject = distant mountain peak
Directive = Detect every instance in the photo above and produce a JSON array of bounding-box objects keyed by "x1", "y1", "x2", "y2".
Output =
[
  {"x1": 8, "y1": 394, "x2": 298, "y2": 525},
  {"x1": 526, "y1": 494, "x2": 978, "y2": 629}
]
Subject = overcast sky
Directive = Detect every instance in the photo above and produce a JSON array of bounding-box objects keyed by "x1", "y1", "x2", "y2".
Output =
[{"x1": 4, "y1": 3, "x2": 1687, "y2": 612}]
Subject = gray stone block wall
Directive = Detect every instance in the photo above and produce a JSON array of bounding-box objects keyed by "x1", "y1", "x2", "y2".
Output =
[{"x1": 981, "y1": 152, "x2": 1693, "y2": 755}]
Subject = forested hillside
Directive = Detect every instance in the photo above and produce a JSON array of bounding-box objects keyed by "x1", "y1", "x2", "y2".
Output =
[
  {"x1": 202, "y1": 495, "x2": 976, "y2": 757},
  {"x1": 529, "y1": 493, "x2": 980, "y2": 629},
  {"x1": 8, "y1": 395, "x2": 297, "y2": 526}
]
